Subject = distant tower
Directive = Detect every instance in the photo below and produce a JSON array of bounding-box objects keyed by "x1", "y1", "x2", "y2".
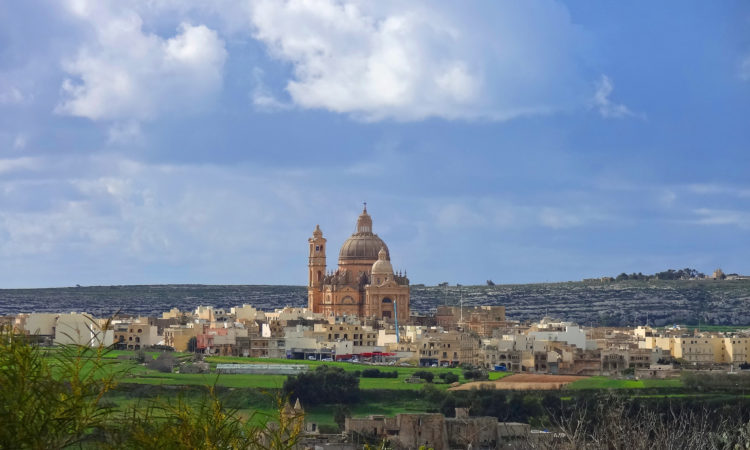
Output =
[{"x1": 308, "y1": 225, "x2": 327, "y2": 311}]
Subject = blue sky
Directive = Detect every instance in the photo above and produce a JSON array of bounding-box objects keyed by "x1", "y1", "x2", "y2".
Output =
[{"x1": 0, "y1": 1, "x2": 748, "y2": 288}]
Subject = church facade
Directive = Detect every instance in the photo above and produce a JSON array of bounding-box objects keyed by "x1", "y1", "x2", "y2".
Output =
[{"x1": 307, "y1": 206, "x2": 409, "y2": 321}]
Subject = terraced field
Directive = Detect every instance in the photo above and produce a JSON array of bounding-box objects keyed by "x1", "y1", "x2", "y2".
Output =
[{"x1": 2, "y1": 279, "x2": 749, "y2": 327}]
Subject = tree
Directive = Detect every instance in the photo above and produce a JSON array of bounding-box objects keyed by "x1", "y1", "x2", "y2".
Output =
[
  {"x1": 283, "y1": 365, "x2": 360, "y2": 405},
  {"x1": 186, "y1": 336, "x2": 198, "y2": 353},
  {"x1": 333, "y1": 404, "x2": 351, "y2": 431}
]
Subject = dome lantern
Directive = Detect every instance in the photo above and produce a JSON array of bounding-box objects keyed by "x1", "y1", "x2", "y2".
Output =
[{"x1": 356, "y1": 204, "x2": 372, "y2": 234}]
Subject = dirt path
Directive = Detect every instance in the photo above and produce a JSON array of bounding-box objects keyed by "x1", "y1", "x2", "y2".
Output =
[{"x1": 450, "y1": 374, "x2": 587, "y2": 391}]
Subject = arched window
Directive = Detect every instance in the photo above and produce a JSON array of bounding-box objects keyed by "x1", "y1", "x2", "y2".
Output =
[{"x1": 382, "y1": 298, "x2": 392, "y2": 303}]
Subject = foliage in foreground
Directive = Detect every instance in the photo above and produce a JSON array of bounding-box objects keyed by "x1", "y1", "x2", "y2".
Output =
[
  {"x1": 0, "y1": 326, "x2": 116, "y2": 449},
  {"x1": 0, "y1": 326, "x2": 302, "y2": 449}
]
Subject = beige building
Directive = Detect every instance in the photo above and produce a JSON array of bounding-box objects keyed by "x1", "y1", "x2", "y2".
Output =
[
  {"x1": 346, "y1": 410, "x2": 531, "y2": 450},
  {"x1": 417, "y1": 330, "x2": 480, "y2": 367},
  {"x1": 307, "y1": 206, "x2": 409, "y2": 321},
  {"x1": 164, "y1": 324, "x2": 202, "y2": 351},
  {"x1": 113, "y1": 320, "x2": 159, "y2": 350},
  {"x1": 640, "y1": 333, "x2": 750, "y2": 366},
  {"x1": 437, "y1": 305, "x2": 509, "y2": 337},
  {"x1": 313, "y1": 323, "x2": 378, "y2": 347},
  {"x1": 24, "y1": 313, "x2": 58, "y2": 336}
]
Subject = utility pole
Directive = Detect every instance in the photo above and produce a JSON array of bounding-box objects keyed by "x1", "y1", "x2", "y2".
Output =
[{"x1": 459, "y1": 289, "x2": 464, "y2": 324}]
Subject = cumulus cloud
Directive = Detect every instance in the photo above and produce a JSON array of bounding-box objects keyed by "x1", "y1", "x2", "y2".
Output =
[
  {"x1": 593, "y1": 75, "x2": 638, "y2": 119},
  {"x1": 248, "y1": 0, "x2": 586, "y2": 121},
  {"x1": 55, "y1": 1, "x2": 227, "y2": 122}
]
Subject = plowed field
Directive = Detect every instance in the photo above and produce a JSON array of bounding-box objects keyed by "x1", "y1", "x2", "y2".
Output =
[{"x1": 450, "y1": 374, "x2": 587, "y2": 391}]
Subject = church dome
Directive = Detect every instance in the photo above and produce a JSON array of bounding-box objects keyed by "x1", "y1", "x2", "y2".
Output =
[
  {"x1": 371, "y1": 248, "x2": 394, "y2": 275},
  {"x1": 338, "y1": 206, "x2": 391, "y2": 262}
]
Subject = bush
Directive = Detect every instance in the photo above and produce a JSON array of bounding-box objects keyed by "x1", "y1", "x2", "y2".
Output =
[
  {"x1": 147, "y1": 352, "x2": 177, "y2": 373},
  {"x1": 0, "y1": 326, "x2": 305, "y2": 449},
  {"x1": 413, "y1": 371, "x2": 434, "y2": 383},
  {"x1": 283, "y1": 365, "x2": 360, "y2": 405},
  {"x1": 333, "y1": 404, "x2": 351, "y2": 430},
  {"x1": 0, "y1": 326, "x2": 117, "y2": 449},
  {"x1": 463, "y1": 369, "x2": 488, "y2": 380},
  {"x1": 439, "y1": 372, "x2": 459, "y2": 383},
  {"x1": 361, "y1": 368, "x2": 398, "y2": 378}
]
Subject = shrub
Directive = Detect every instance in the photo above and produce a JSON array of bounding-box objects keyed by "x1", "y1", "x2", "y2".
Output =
[
  {"x1": 0, "y1": 326, "x2": 118, "y2": 449},
  {"x1": 463, "y1": 369, "x2": 488, "y2": 380},
  {"x1": 413, "y1": 371, "x2": 434, "y2": 383},
  {"x1": 361, "y1": 368, "x2": 398, "y2": 378},
  {"x1": 147, "y1": 352, "x2": 177, "y2": 373},
  {"x1": 283, "y1": 365, "x2": 360, "y2": 405},
  {"x1": 439, "y1": 372, "x2": 459, "y2": 383}
]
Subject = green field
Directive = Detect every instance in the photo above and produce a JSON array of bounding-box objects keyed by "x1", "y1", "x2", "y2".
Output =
[
  {"x1": 71, "y1": 351, "x2": 496, "y2": 390},
  {"x1": 565, "y1": 376, "x2": 683, "y2": 390}
]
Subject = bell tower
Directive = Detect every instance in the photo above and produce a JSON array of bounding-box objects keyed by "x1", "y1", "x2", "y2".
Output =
[{"x1": 308, "y1": 225, "x2": 326, "y2": 312}]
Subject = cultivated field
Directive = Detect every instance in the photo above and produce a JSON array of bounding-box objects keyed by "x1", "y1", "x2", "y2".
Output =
[{"x1": 451, "y1": 373, "x2": 586, "y2": 391}]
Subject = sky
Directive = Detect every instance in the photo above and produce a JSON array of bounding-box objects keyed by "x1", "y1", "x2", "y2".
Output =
[{"x1": 0, "y1": 1, "x2": 748, "y2": 288}]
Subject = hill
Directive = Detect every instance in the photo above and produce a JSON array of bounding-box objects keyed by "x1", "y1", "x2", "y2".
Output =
[{"x1": 1, "y1": 279, "x2": 749, "y2": 327}]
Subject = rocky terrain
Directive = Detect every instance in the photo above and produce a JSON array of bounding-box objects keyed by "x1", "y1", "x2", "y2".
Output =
[{"x1": 1, "y1": 279, "x2": 748, "y2": 326}]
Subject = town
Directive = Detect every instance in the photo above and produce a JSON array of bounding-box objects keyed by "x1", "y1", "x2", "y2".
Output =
[{"x1": 5, "y1": 303, "x2": 749, "y2": 377}]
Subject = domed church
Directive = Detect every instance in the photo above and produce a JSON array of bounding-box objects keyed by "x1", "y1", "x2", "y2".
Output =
[{"x1": 307, "y1": 205, "x2": 409, "y2": 321}]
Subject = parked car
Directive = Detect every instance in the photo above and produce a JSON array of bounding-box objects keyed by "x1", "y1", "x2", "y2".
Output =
[{"x1": 322, "y1": 357, "x2": 333, "y2": 362}]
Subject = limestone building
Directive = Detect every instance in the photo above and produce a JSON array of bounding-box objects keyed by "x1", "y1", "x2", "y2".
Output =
[{"x1": 307, "y1": 206, "x2": 409, "y2": 321}]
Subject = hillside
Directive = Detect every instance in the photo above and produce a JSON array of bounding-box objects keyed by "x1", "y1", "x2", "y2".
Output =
[
  {"x1": 1, "y1": 279, "x2": 749, "y2": 326},
  {"x1": 412, "y1": 279, "x2": 750, "y2": 327}
]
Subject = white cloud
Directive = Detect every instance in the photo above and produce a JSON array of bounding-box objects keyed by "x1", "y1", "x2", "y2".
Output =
[
  {"x1": 107, "y1": 121, "x2": 142, "y2": 145},
  {"x1": 740, "y1": 55, "x2": 750, "y2": 81},
  {"x1": 248, "y1": 0, "x2": 586, "y2": 121},
  {"x1": 13, "y1": 135, "x2": 27, "y2": 150},
  {"x1": 686, "y1": 183, "x2": 750, "y2": 199},
  {"x1": 692, "y1": 208, "x2": 750, "y2": 229},
  {"x1": 251, "y1": 68, "x2": 292, "y2": 111},
  {"x1": 56, "y1": 2, "x2": 227, "y2": 122},
  {"x1": 0, "y1": 157, "x2": 42, "y2": 174},
  {"x1": 593, "y1": 75, "x2": 638, "y2": 119},
  {"x1": 0, "y1": 86, "x2": 25, "y2": 105}
]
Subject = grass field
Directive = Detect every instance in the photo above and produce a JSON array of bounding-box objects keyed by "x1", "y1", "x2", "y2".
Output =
[
  {"x1": 61, "y1": 350, "x2": 494, "y2": 390},
  {"x1": 565, "y1": 376, "x2": 683, "y2": 390}
]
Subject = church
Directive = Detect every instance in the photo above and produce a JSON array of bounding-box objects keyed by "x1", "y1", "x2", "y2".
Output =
[{"x1": 307, "y1": 205, "x2": 410, "y2": 321}]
